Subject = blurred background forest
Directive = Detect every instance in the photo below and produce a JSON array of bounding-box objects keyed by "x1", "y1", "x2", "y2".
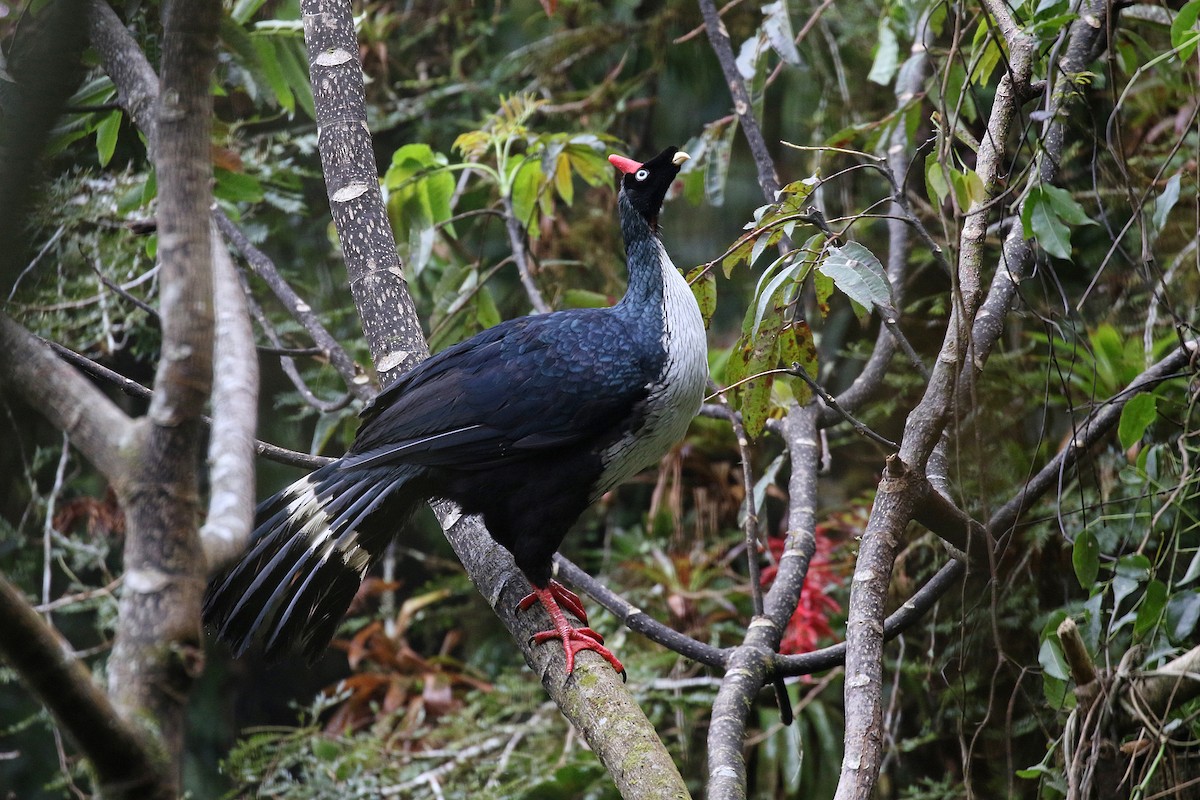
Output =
[{"x1": 1, "y1": 0, "x2": 1198, "y2": 797}]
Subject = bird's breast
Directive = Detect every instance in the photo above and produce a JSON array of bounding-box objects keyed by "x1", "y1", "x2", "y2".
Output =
[{"x1": 595, "y1": 251, "x2": 708, "y2": 497}]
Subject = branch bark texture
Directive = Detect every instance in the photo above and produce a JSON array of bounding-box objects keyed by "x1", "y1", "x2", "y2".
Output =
[{"x1": 106, "y1": 0, "x2": 220, "y2": 787}]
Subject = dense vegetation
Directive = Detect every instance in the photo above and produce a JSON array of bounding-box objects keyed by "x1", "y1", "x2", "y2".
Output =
[{"x1": 0, "y1": 0, "x2": 1197, "y2": 797}]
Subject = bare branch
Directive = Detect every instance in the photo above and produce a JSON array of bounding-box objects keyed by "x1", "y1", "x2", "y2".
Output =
[
  {"x1": 554, "y1": 555, "x2": 728, "y2": 668},
  {"x1": 200, "y1": 231, "x2": 259, "y2": 570},
  {"x1": 215, "y1": 212, "x2": 373, "y2": 400},
  {"x1": 707, "y1": 404, "x2": 821, "y2": 797},
  {"x1": 106, "y1": 3, "x2": 220, "y2": 786},
  {"x1": 0, "y1": 576, "x2": 172, "y2": 800},
  {"x1": 46, "y1": 338, "x2": 331, "y2": 471},
  {"x1": 696, "y1": 0, "x2": 781, "y2": 199},
  {"x1": 0, "y1": 315, "x2": 133, "y2": 484},
  {"x1": 501, "y1": 195, "x2": 551, "y2": 314},
  {"x1": 87, "y1": 0, "x2": 159, "y2": 154}
]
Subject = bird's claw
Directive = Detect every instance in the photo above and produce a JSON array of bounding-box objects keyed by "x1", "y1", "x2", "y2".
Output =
[
  {"x1": 531, "y1": 625, "x2": 625, "y2": 675},
  {"x1": 517, "y1": 580, "x2": 588, "y2": 624}
]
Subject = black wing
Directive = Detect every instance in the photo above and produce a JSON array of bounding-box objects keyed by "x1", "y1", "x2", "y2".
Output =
[{"x1": 344, "y1": 310, "x2": 659, "y2": 471}]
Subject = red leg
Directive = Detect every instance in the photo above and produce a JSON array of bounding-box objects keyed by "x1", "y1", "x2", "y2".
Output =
[
  {"x1": 521, "y1": 585, "x2": 624, "y2": 675},
  {"x1": 517, "y1": 579, "x2": 588, "y2": 625}
]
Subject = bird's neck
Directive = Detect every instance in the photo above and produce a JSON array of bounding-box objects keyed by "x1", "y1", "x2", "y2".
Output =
[{"x1": 614, "y1": 196, "x2": 671, "y2": 318}]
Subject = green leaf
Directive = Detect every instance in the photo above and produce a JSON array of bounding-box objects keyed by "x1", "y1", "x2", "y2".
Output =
[
  {"x1": 950, "y1": 168, "x2": 986, "y2": 209},
  {"x1": 1166, "y1": 591, "x2": 1200, "y2": 643},
  {"x1": 868, "y1": 21, "x2": 900, "y2": 86},
  {"x1": 1134, "y1": 579, "x2": 1168, "y2": 638},
  {"x1": 968, "y1": 20, "x2": 1002, "y2": 86},
  {"x1": 1038, "y1": 634, "x2": 1069, "y2": 681},
  {"x1": 686, "y1": 266, "x2": 717, "y2": 328},
  {"x1": 1042, "y1": 184, "x2": 1095, "y2": 226},
  {"x1": 273, "y1": 35, "x2": 316, "y2": 119},
  {"x1": 814, "y1": 270, "x2": 834, "y2": 317},
  {"x1": 1151, "y1": 173, "x2": 1182, "y2": 234},
  {"x1": 778, "y1": 321, "x2": 816, "y2": 406},
  {"x1": 475, "y1": 286, "x2": 501, "y2": 329},
  {"x1": 508, "y1": 156, "x2": 545, "y2": 237},
  {"x1": 1118, "y1": 392, "x2": 1158, "y2": 450},
  {"x1": 1171, "y1": 0, "x2": 1200, "y2": 61},
  {"x1": 1021, "y1": 185, "x2": 1072, "y2": 260},
  {"x1": 817, "y1": 241, "x2": 891, "y2": 312},
  {"x1": 1072, "y1": 530, "x2": 1100, "y2": 589},
  {"x1": 252, "y1": 36, "x2": 295, "y2": 115},
  {"x1": 214, "y1": 169, "x2": 264, "y2": 204},
  {"x1": 924, "y1": 151, "x2": 950, "y2": 206},
  {"x1": 95, "y1": 110, "x2": 121, "y2": 167}
]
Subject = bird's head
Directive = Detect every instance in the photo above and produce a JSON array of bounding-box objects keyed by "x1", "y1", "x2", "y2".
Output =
[{"x1": 608, "y1": 147, "x2": 690, "y2": 231}]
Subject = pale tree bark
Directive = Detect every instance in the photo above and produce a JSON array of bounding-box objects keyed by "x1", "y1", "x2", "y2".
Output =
[{"x1": 104, "y1": 0, "x2": 221, "y2": 788}]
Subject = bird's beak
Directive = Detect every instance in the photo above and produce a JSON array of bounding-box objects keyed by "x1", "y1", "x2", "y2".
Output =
[{"x1": 672, "y1": 151, "x2": 690, "y2": 166}]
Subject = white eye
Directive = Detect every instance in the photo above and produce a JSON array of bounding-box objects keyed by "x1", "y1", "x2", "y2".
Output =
[{"x1": 634, "y1": 168, "x2": 649, "y2": 181}]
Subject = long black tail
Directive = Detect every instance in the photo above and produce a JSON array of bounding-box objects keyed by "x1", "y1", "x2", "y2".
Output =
[{"x1": 203, "y1": 460, "x2": 425, "y2": 661}]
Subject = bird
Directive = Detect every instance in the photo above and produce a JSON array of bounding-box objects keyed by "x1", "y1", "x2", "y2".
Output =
[{"x1": 202, "y1": 146, "x2": 708, "y2": 675}]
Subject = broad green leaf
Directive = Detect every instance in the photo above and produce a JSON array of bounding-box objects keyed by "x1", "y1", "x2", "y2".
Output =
[
  {"x1": 252, "y1": 36, "x2": 295, "y2": 115},
  {"x1": 1171, "y1": 0, "x2": 1200, "y2": 61},
  {"x1": 1072, "y1": 530, "x2": 1100, "y2": 589},
  {"x1": 968, "y1": 20, "x2": 1002, "y2": 86},
  {"x1": 1042, "y1": 184, "x2": 1095, "y2": 226},
  {"x1": 1038, "y1": 635, "x2": 1069, "y2": 681},
  {"x1": 508, "y1": 156, "x2": 545, "y2": 237},
  {"x1": 814, "y1": 270, "x2": 834, "y2": 317},
  {"x1": 750, "y1": 251, "x2": 801, "y2": 336},
  {"x1": 950, "y1": 168, "x2": 986, "y2": 209},
  {"x1": 817, "y1": 241, "x2": 891, "y2": 312},
  {"x1": 272, "y1": 35, "x2": 315, "y2": 119},
  {"x1": 95, "y1": 110, "x2": 121, "y2": 167},
  {"x1": 778, "y1": 321, "x2": 816, "y2": 406},
  {"x1": 1166, "y1": 591, "x2": 1200, "y2": 643},
  {"x1": 868, "y1": 21, "x2": 900, "y2": 86},
  {"x1": 475, "y1": 286, "x2": 501, "y2": 330},
  {"x1": 214, "y1": 169, "x2": 264, "y2": 204},
  {"x1": 1134, "y1": 579, "x2": 1168, "y2": 638},
  {"x1": 1118, "y1": 392, "x2": 1157, "y2": 450},
  {"x1": 564, "y1": 138, "x2": 610, "y2": 187},
  {"x1": 1021, "y1": 185, "x2": 1072, "y2": 260},
  {"x1": 1151, "y1": 173, "x2": 1182, "y2": 234},
  {"x1": 686, "y1": 266, "x2": 717, "y2": 328},
  {"x1": 925, "y1": 151, "x2": 950, "y2": 206}
]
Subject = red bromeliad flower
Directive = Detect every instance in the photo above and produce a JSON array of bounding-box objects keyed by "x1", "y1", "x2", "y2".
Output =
[{"x1": 760, "y1": 525, "x2": 842, "y2": 655}]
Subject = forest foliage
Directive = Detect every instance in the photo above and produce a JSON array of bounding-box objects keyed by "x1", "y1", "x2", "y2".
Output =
[{"x1": 0, "y1": 0, "x2": 1198, "y2": 798}]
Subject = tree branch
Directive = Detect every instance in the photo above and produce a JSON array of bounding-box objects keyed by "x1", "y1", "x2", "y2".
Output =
[
  {"x1": 300, "y1": 0, "x2": 427, "y2": 380},
  {"x1": 0, "y1": 314, "x2": 134, "y2": 486},
  {"x1": 0, "y1": 576, "x2": 173, "y2": 800},
  {"x1": 106, "y1": 1, "x2": 219, "y2": 788},
  {"x1": 200, "y1": 231, "x2": 259, "y2": 570},
  {"x1": 696, "y1": 0, "x2": 781, "y2": 198}
]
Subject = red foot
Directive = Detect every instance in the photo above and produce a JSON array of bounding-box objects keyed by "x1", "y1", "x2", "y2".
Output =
[
  {"x1": 517, "y1": 580, "x2": 589, "y2": 625},
  {"x1": 520, "y1": 585, "x2": 624, "y2": 676}
]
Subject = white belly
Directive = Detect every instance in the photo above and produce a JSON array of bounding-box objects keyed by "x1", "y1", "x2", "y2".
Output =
[{"x1": 595, "y1": 250, "x2": 708, "y2": 497}]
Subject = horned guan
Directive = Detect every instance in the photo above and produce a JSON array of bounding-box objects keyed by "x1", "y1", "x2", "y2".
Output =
[{"x1": 203, "y1": 147, "x2": 707, "y2": 675}]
